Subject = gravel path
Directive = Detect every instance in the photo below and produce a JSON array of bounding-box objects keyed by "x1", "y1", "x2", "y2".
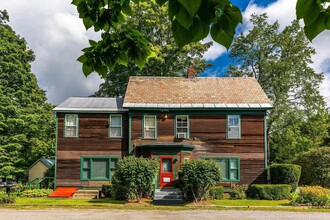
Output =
[{"x1": 0, "y1": 209, "x2": 329, "y2": 220}]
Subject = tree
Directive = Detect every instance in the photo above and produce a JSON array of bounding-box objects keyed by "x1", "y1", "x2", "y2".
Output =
[
  {"x1": 0, "y1": 11, "x2": 55, "y2": 180},
  {"x1": 72, "y1": 0, "x2": 242, "y2": 77},
  {"x1": 94, "y1": 1, "x2": 212, "y2": 97},
  {"x1": 228, "y1": 14, "x2": 329, "y2": 163}
]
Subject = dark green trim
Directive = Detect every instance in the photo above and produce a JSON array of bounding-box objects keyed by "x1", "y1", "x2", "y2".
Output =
[
  {"x1": 128, "y1": 113, "x2": 132, "y2": 155},
  {"x1": 264, "y1": 115, "x2": 268, "y2": 170},
  {"x1": 174, "y1": 114, "x2": 190, "y2": 139},
  {"x1": 142, "y1": 114, "x2": 158, "y2": 140},
  {"x1": 54, "y1": 113, "x2": 58, "y2": 188},
  {"x1": 64, "y1": 114, "x2": 79, "y2": 138},
  {"x1": 108, "y1": 114, "x2": 123, "y2": 138},
  {"x1": 80, "y1": 156, "x2": 120, "y2": 181},
  {"x1": 136, "y1": 144, "x2": 195, "y2": 152},
  {"x1": 202, "y1": 156, "x2": 240, "y2": 182},
  {"x1": 226, "y1": 115, "x2": 241, "y2": 140},
  {"x1": 156, "y1": 154, "x2": 177, "y2": 188}
]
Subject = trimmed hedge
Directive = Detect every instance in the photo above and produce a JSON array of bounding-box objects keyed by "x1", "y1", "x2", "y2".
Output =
[
  {"x1": 229, "y1": 184, "x2": 248, "y2": 200},
  {"x1": 101, "y1": 184, "x2": 112, "y2": 198},
  {"x1": 208, "y1": 186, "x2": 224, "y2": 200},
  {"x1": 292, "y1": 186, "x2": 330, "y2": 207},
  {"x1": 19, "y1": 189, "x2": 53, "y2": 198},
  {"x1": 0, "y1": 191, "x2": 15, "y2": 204},
  {"x1": 270, "y1": 164, "x2": 301, "y2": 192},
  {"x1": 247, "y1": 184, "x2": 291, "y2": 200}
]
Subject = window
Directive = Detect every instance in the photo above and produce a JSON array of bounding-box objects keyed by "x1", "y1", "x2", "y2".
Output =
[
  {"x1": 109, "y1": 115, "x2": 122, "y2": 138},
  {"x1": 143, "y1": 115, "x2": 157, "y2": 139},
  {"x1": 65, "y1": 114, "x2": 78, "y2": 137},
  {"x1": 205, "y1": 157, "x2": 240, "y2": 182},
  {"x1": 81, "y1": 157, "x2": 119, "y2": 181},
  {"x1": 176, "y1": 115, "x2": 189, "y2": 139},
  {"x1": 227, "y1": 115, "x2": 241, "y2": 139}
]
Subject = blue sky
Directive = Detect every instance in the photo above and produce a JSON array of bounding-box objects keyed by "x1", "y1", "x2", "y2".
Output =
[{"x1": 0, "y1": 0, "x2": 329, "y2": 106}]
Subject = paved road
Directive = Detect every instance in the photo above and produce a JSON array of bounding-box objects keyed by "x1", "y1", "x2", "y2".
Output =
[{"x1": 0, "y1": 209, "x2": 329, "y2": 220}]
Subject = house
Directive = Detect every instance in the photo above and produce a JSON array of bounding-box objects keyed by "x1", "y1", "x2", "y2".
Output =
[
  {"x1": 28, "y1": 158, "x2": 54, "y2": 182},
  {"x1": 53, "y1": 70, "x2": 272, "y2": 190}
]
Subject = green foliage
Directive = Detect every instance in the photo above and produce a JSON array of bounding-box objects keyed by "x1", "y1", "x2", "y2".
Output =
[
  {"x1": 0, "y1": 11, "x2": 55, "y2": 180},
  {"x1": 270, "y1": 164, "x2": 301, "y2": 192},
  {"x1": 72, "y1": 0, "x2": 241, "y2": 76},
  {"x1": 180, "y1": 159, "x2": 222, "y2": 202},
  {"x1": 111, "y1": 156, "x2": 158, "y2": 202},
  {"x1": 228, "y1": 14, "x2": 329, "y2": 163},
  {"x1": 0, "y1": 191, "x2": 15, "y2": 204},
  {"x1": 208, "y1": 186, "x2": 224, "y2": 200},
  {"x1": 94, "y1": 1, "x2": 212, "y2": 97},
  {"x1": 292, "y1": 186, "x2": 330, "y2": 207},
  {"x1": 246, "y1": 184, "x2": 291, "y2": 200},
  {"x1": 296, "y1": 0, "x2": 330, "y2": 41},
  {"x1": 101, "y1": 184, "x2": 113, "y2": 198},
  {"x1": 44, "y1": 166, "x2": 55, "y2": 178},
  {"x1": 293, "y1": 147, "x2": 330, "y2": 187},
  {"x1": 18, "y1": 189, "x2": 53, "y2": 198},
  {"x1": 229, "y1": 184, "x2": 248, "y2": 200}
]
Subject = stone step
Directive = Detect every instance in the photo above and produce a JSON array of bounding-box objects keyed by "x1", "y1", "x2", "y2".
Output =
[
  {"x1": 154, "y1": 199, "x2": 183, "y2": 206},
  {"x1": 73, "y1": 190, "x2": 99, "y2": 199},
  {"x1": 155, "y1": 188, "x2": 182, "y2": 192},
  {"x1": 153, "y1": 188, "x2": 183, "y2": 206}
]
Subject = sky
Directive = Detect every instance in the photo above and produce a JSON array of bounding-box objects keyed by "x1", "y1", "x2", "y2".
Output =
[{"x1": 0, "y1": 0, "x2": 329, "y2": 106}]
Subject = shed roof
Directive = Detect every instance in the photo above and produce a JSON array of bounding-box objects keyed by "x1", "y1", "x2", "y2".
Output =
[
  {"x1": 28, "y1": 158, "x2": 55, "y2": 170},
  {"x1": 123, "y1": 77, "x2": 272, "y2": 109},
  {"x1": 53, "y1": 97, "x2": 127, "y2": 112}
]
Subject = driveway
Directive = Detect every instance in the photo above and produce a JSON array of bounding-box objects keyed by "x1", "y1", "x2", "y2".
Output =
[{"x1": 0, "y1": 209, "x2": 329, "y2": 220}]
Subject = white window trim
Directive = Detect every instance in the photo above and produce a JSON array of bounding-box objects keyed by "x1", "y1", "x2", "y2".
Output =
[
  {"x1": 143, "y1": 115, "x2": 157, "y2": 139},
  {"x1": 176, "y1": 115, "x2": 189, "y2": 139},
  {"x1": 109, "y1": 114, "x2": 123, "y2": 138},
  {"x1": 64, "y1": 114, "x2": 79, "y2": 137},
  {"x1": 227, "y1": 115, "x2": 241, "y2": 139}
]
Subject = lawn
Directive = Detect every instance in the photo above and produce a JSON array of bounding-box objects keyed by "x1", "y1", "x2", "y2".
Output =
[
  {"x1": 16, "y1": 198, "x2": 125, "y2": 205},
  {"x1": 210, "y1": 199, "x2": 290, "y2": 206}
]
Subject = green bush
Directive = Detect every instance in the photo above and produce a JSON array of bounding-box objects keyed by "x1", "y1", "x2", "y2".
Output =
[
  {"x1": 229, "y1": 184, "x2": 248, "y2": 200},
  {"x1": 294, "y1": 148, "x2": 330, "y2": 187},
  {"x1": 101, "y1": 184, "x2": 113, "y2": 198},
  {"x1": 180, "y1": 159, "x2": 222, "y2": 202},
  {"x1": 292, "y1": 186, "x2": 330, "y2": 207},
  {"x1": 0, "y1": 191, "x2": 15, "y2": 204},
  {"x1": 111, "y1": 156, "x2": 158, "y2": 202},
  {"x1": 270, "y1": 164, "x2": 301, "y2": 192},
  {"x1": 246, "y1": 184, "x2": 291, "y2": 200},
  {"x1": 208, "y1": 186, "x2": 224, "y2": 200},
  {"x1": 19, "y1": 189, "x2": 53, "y2": 198}
]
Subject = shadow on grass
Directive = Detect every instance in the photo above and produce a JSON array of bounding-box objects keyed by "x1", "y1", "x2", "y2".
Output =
[{"x1": 86, "y1": 198, "x2": 126, "y2": 204}]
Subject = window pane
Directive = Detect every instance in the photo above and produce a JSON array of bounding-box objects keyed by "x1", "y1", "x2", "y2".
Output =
[
  {"x1": 110, "y1": 159, "x2": 118, "y2": 169},
  {"x1": 66, "y1": 127, "x2": 76, "y2": 137},
  {"x1": 83, "y1": 159, "x2": 90, "y2": 169},
  {"x1": 144, "y1": 130, "x2": 156, "y2": 138},
  {"x1": 230, "y1": 159, "x2": 238, "y2": 169},
  {"x1": 219, "y1": 159, "x2": 228, "y2": 179},
  {"x1": 162, "y1": 159, "x2": 172, "y2": 172},
  {"x1": 229, "y1": 127, "x2": 239, "y2": 138},
  {"x1": 66, "y1": 115, "x2": 77, "y2": 126},
  {"x1": 145, "y1": 116, "x2": 156, "y2": 127},
  {"x1": 83, "y1": 170, "x2": 89, "y2": 179},
  {"x1": 110, "y1": 116, "x2": 121, "y2": 126},
  {"x1": 177, "y1": 128, "x2": 188, "y2": 133},
  {"x1": 230, "y1": 170, "x2": 238, "y2": 180},
  {"x1": 110, "y1": 127, "x2": 121, "y2": 137},
  {"x1": 228, "y1": 116, "x2": 239, "y2": 126},
  {"x1": 92, "y1": 159, "x2": 108, "y2": 179}
]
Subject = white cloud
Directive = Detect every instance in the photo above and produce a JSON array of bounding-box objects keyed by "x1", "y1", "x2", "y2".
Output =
[
  {"x1": 0, "y1": 0, "x2": 103, "y2": 104},
  {"x1": 242, "y1": 0, "x2": 330, "y2": 107},
  {"x1": 202, "y1": 35, "x2": 227, "y2": 61}
]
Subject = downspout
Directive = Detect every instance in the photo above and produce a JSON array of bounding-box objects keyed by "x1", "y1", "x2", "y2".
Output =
[{"x1": 54, "y1": 112, "x2": 58, "y2": 189}]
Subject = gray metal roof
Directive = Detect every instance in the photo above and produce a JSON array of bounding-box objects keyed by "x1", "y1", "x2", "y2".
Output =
[{"x1": 53, "y1": 97, "x2": 127, "y2": 113}]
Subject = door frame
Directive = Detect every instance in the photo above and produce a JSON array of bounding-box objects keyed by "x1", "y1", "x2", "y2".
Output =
[{"x1": 156, "y1": 154, "x2": 177, "y2": 188}]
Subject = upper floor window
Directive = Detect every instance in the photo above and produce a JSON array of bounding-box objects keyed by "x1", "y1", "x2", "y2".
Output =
[
  {"x1": 227, "y1": 115, "x2": 240, "y2": 139},
  {"x1": 176, "y1": 115, "x2": 189, "y2": 139},
  {"x1": 143, "y1": 115, "x2": 157, "y2": 139},
  {"x1": 65, "y1": 114, "x2": 78, "y2": 137},
  {"x1": 109, "y1": 115, "x2": 122, "y2": 138}
]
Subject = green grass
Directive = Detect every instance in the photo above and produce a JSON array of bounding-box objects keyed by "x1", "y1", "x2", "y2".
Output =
[
  {"x1": 210, "y1": 199, "x2": 291, "y2": 206},
  {"x1": 16, "y1": 198, "x2": 125, "y2": 205}
]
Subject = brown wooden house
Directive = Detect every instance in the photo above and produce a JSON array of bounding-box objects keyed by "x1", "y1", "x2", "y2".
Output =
[{"x1": 53, "y1": 73, "x2": 272, "y2": 190}]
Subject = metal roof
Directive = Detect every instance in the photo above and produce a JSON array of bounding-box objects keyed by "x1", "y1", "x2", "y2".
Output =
[{"x1": 53, "y1": 97, "x2": 127, "y2": 113}]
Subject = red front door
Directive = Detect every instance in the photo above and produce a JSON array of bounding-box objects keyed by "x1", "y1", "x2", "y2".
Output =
[{"x1": 159, "y1": 156, "x2": 174, "y2": 187}]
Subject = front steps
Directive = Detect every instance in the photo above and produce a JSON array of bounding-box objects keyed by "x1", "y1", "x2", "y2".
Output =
[
  {"x1": 153, "y1": 188, "x2": 183, "y2": 205},
  {"x1": 73, "y1": 189, "x2": 99, "y2": 199}
]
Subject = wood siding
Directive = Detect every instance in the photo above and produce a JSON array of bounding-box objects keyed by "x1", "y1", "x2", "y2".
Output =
[
  {"x1": 132, "y1": 113, "x2": 266, "y2": 185},
  {"x1": 56, "y1": 113, "x2": 128, "y2": 187}
]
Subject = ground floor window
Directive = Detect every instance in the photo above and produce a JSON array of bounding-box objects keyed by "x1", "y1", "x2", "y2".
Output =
[
  {"x1": 80, "y1": 156, "x2": 119, "y2": 181},
  {"x1": 205, "y1": 157, "x2": 240, "y2": 182}
]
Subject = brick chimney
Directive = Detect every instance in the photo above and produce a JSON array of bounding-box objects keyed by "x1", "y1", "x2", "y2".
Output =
[{"x1": 188, "y1": 67, "x2": 195, "y2": 79}]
